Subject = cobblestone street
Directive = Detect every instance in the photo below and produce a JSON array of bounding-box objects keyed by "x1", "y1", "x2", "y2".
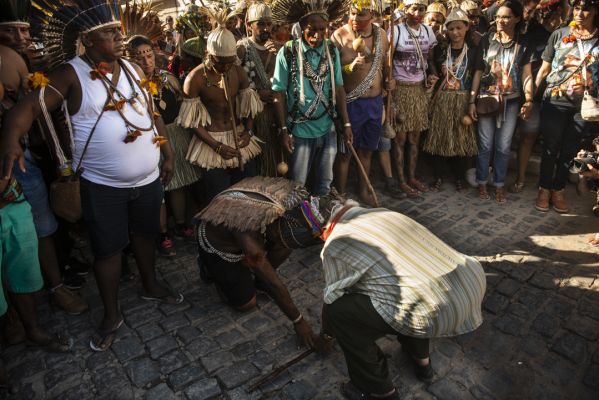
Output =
[{"x1": 3, "y1": 173, "x2": 599, "y2": 400}]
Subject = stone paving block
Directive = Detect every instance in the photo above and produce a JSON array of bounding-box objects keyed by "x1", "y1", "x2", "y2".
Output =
[
  {"x1": 258, "y1": 325, "x2": 288, "y2": 344},
  {"x1": 232, "y1": 341, "x2": 259, "y2": 358},
  {"x1": 495, "y1": 278, "x2": 521, "y2": 297},
  {"x1": 57, "y1": 382, "x2": 94, "y2": 400},
  {"x1": 517, "y1": 287, "x2": 547, "y2": 309},
  {"x1": 531, "y1": 313, "x2": 561, "y2": 338},
  {"x1": 241, "y1": 315, "x2": 272, "y2": 332},
  {"x1": 86, "y1": 351, "x2": 117, "y2": 371},
  {"x1": 96, "y1": 383, "x2": 135, "y2": 400},
  {"x1": 215, "y1": 360, "x2": 259, "y2": 389},
  {"x1": 530, "y1": 272, "x2": 559, "y2": 290},
  {"x1": 539, "y1": 354, "x2": 577, "y2": 387},
  {"x1": 565, "y1": 315, "x2": 599, "y2": 341},
  {"x1": 428, "y1": 377, "x2": 474, "y2": 400},
  {"x1": 579, "y1": 298, "x2": 599, "y2": 321},
  {"x1": 125, "y1": 306, "x2": 162, "y2": 329},
  {"x1": 469, "y1": 385, "x2": 497, "y2": 400},
  {"x1": 282, "y1": 379, "x2": 318, "y2": 400},
  {"x1": 9, "y1": 358, "x2": 46, "y2": 382},
  {"x1": 249, "y1": 349, "x2": 275, "y2": 371},
  {"x1": 45, "y1": 352, "x2": 77, "y2": 369},
  {"x1": 583, "y1": 364, "x2": 599, "y2": 389},
  {"x1": 144, "y1": 383, "x2": 177, "y2": 400},
  {"x1": 160, "y1": 313, "x2": 190, "y2": 332},
  {"x1": 507, "y1": 262, "x2": 536, "y2": 282},
  {"x1": 111, "y1": 335, "x2": 146, "y2": 363},
  {"x1": 137, "y1": 322, "x2": 165, "y2": 343},
  {"x1": 125, "y1": 357, "x2": 161, "y2": 388},
  {"x1": 216, "y1": 329, "x2": 245, "y2": 349},
  {"x1": 594, "y1": 348, "x2": 599, "y2": 364},
  {"x1": 559, "y1": 285, "x2": 587, "y2": 300},
  {"x1": 177, "y1": 326, "x2": 201, "y2": 345},
  {"x1": 479, "y1": 364, "x2": 535, "y2": 399},
  {"x1": 160, "y1": 349, "x2": 191, "y2": 375},
  {"x1": 200, "y1": 350, "x2": 234, "y2": 373},
  {"x1": 186, "y1": 337, "x2": 220, "y2": 360},
  {"x1": 167, "y1": 365, "x2": 206, "y2": 391},
  {"x1": 201, "y1": 314, "x2": 234, "y2": 334},
  {"x1": 93, "y1": 366, "x2": 133, "y2": 398},
  {"x1": 227, "y1": 387, "x2": 262, "y2": 400},
  {"x1": 159, "y1": 300, "x2": 191, "y2": 316},
  {"x1": 506, "y1": 302, "x2": 534, "y2": 320},
  {"x1": 435, "y1": 339, "x2": 462, "y2": 358},
  {"x1": 44, "y1": 360, "x2": 82, "y2": 397},
  {"x1": 184, "y1": 378, "x2": 222, "y2": 400},
  {"x1": 519, "y1": 335, "x2": 548, "y2": 359},
  {"x1": 551, "y1": 332, "x2": 587, "y2": 363},
  {"x1": 484, "y1": 272, "x2": 503, "y2": 287},
  {"x1": 543, "y1": 295, "x2": 576, "y2": 319},
  {"x1": 483, "y1": 292, "x2": 509, "y2": 314},
  {"x1": 147, "y1": 335, "x2": 179, "y2": 359}
]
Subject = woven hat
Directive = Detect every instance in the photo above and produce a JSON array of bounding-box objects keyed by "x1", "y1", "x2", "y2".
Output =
[
  {"x1": 246, "y1": 1, "x2": 273, "y2": 23},
  {"x1": 445, "y1": 8, "x2": 469, "y2": 25},
  {"x1": 459, "y1": 0, "x2": 479, "y2": 11},
  {"x1": 0, "y1": 0, "x2": 30, "y2": 27},
  {"x1": 200, "y1": 5, "x2": 239, "y2": 57},
  {"x1": 427, "y1": 1, "x2": 447, "y2": 17},
  {"x1": 404, "y1": 0, "x2": 429, "y2": 7}
]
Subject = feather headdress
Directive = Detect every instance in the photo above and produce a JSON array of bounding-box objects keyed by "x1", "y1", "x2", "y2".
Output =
[
  {"x1": 121, "y1": 0, "x2": 164, "y2": 44},
  {"x1": 0, "y1": 0, "x2": 31, "y2": 27},
  {"x1": 32, "y1": 0, "x2": 121, "y2": 69},
  {"x1": 271, "y1": 0, "x2": 351, "y2": 25},
  {"x1": 200, "y1": 3, "x2": 239, "y2": 57}
]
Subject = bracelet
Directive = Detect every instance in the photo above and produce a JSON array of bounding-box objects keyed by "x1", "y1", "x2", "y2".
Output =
[
  {"x1": 291, "y1": 313, "x2": 303, "y2": 324},
  {"x1": 214, "y1": 143, "x2": 222, "y2": 154},
  {"x1": 343, "y1": 122, "x2": 352, "y2": 128},
  {"x1": 321, "y1": 333, "x2": 334, "y2": 342}
]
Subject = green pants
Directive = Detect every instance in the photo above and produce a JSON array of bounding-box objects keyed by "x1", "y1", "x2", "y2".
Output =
[{"x1": 323, "y1": 293, "x2": 430, "y2": 395}]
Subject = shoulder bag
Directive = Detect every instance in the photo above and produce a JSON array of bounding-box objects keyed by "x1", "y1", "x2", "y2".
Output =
[{"x1": 577, "y1": 38, "x2": 599, "y2": 121}]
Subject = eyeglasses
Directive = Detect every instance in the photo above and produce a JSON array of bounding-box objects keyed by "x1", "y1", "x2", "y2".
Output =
[{"x1": 495, "y1": 15, "x2": 514, "y2": 22}]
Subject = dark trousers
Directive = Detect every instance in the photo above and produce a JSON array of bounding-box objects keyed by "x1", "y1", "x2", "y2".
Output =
[
  {"x1": 323, "y1": 293, "x2": 429, "y2": 395},
  {"x1": 432, "y1": 156, "x2": 469, "y2": 181},
  {"x1": 202, "y1": 159, "x2": 256, "y2": 202},
  {"x1": 539, "y1": 102, "x2": 589, "y2": 190}
]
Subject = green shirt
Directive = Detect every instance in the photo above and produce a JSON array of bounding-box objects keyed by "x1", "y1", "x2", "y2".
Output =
[{"x1": 272, "y1": 39, "x2": 344, "y2": 139}]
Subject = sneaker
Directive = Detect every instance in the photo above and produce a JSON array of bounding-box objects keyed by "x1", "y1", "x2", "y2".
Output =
[
  {"x1": 51, "y1": 285, "x2": 89, "y2": 315},
  {"x1": 173, "y1": 225, "x2": 195, "y2": 241},
  {"x1": 63, "y1": 269, "x2": 85, "y2": 290},
  {"x1": 158, "y1": 236, "x2": 176, "y2": 257}
]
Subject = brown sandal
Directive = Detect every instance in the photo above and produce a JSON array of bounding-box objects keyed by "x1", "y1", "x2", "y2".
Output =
[
  {"x1": 399, "y1": 183, "x2": 419, "y2": 198},
  {"x1": 409, "y1": 179, "x2": 429, "y2": 193},
  {"x1": 495, "y1": 187, "x2": 507, "y2": 204},
  {"x1": 478, "y1": 184, "x2": 490, "y2": 200}
]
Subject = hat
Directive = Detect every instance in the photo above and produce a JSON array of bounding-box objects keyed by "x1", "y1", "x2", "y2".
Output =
[
  {"x1": 181, "y1": 36, "x2": 207, "y2": 59},
  {"x1": 459, "y1": 0, "x2": 479, "y2": 11},
  {"x1": 445, "y1": 8, "x2": 469, "y2": 25},
  {"x1": 351, "y1": 0, "x2": 383, "y2": 12},
  {"x1": 271, "y1": 0, "x2": 351, "y2": 25},
  {"x1": 200, "y1": 5, "x2": 239, "y2": 57},
  {"x1": 246, "y1": 1, "x2": 272, "y2": 22},
  {"x1": 427, "y1": 2, "x2": 447, "y2": 17},
  {"x1": 404, "y1": 0, "x2": 429, "y2": 7},
  {"x1": 0, "y1": 0, "x2": 30, "y2": 27}
]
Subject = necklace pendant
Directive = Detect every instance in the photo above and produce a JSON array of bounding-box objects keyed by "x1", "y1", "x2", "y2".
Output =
[
  {"x1": 130, "y1": 98, "x2": 145, "y2": 116},
  {"x1": 159, "y1": 99, "x2": 167, "y2": 110}
]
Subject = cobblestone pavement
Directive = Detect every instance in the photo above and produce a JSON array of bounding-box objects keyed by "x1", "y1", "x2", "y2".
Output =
[{"x1": 3, "y1": 172, "x2": 599, "y2": 400}]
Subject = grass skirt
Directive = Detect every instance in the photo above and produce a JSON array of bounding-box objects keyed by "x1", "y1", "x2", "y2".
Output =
[
  {"x1": 254, "y1": 108, "x2": 280, "y2": 177},
  {"x1": 186, "y1": 125, "x2": 262, "y2": 170},
  {"x1": 393, "y1": 83, "x2": 429, "y2": 132},
  {"x1": 164, "y1": 123, "x2": 202, "y2": 192},
  {"x1": 424, "y1": 90, "x2": 477, "y2": 157}
]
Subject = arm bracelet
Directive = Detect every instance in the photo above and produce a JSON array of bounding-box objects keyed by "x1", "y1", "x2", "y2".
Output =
[{"x1": 292, "y1": 313, "x2": 303, "y2": 324}]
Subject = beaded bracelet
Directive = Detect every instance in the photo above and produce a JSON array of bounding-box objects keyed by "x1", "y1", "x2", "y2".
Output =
[{"x1": 215, "y1": 143, "x2": 223, "y2": 155}]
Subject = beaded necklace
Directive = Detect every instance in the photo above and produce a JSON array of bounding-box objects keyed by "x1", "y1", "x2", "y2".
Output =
[{"x1": 445, "y1": 43, "x2": 469, "y2": 84}]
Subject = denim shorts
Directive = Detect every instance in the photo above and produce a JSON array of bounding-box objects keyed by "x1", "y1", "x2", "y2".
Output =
[
  {"x1": 12, "y1": 150, "x2": 58, "y2": 238},
  {"x1": 0, "y1": 196, "x2": 44, "y2": 315},
  {"x1": 378, "y1": 137, "x2": 392, "y2": 152},
  {"x1": 517, "y1": 101, "x2": 541, "y2": 134},
  {"x1": 80, "y1": 178, "x2": 163, "y2": 260}
]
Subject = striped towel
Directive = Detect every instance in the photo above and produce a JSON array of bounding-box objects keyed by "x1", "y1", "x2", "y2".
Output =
[{"x1": 321, "y1": 207, "x2": 486, "y2": 338}]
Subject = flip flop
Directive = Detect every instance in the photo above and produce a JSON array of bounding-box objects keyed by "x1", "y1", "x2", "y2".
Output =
[
  {"x1": 409, "y1": 179, "x2": 430, "y2": 193},
  {"x1": 89, "y1": 319, "x2": 124, "y2": 352},
  {"x1": 140, "y1": 291, "x2": 184, "y2": 305}
]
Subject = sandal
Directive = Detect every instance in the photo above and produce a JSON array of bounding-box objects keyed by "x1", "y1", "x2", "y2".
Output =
[
  {"x1": 455, "y1": 179, "x2": 464, "y2": 192},
  {"x1": 28, "y1": 332, "x2": 74, "y2": 353},
  {"x1": 478, "y1": 185, "x2": 490, "y2": 200},
  {"x1": 495, "y1": 187, "x2": 507, "y2": 204},
  {"x1": 508, "y1": 181, "x2": 525, "y2": 194},
  {"x1": 399, "y1": 183, "x2": 419, "y2": 198},
  {"x1": 89, "y1": 319, "x2": 124, "y2": 352},
  {"x1": 430, "y1": 178, "x2": 443, "y2": 192},
  {"x1": 140, "y1": 291, "x2": 184, "y2": 305},
  {"x1": 409, "y1": 179, "x2": 429, "y2": 193}
]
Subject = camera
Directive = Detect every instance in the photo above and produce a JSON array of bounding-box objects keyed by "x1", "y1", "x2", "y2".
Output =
[{"x1": 569, "y1": 151, "x2": 599, "y2": 174}]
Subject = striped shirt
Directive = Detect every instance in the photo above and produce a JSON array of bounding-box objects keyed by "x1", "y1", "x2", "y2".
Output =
[{"x1": 321, "y1": 207, "x2": 486, "y2": 338}]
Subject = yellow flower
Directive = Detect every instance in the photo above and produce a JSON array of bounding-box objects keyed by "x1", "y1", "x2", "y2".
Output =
[
  {"x1": 147, "y1": 81, "x2": 159, "y2": 96},
  {"x1": 569, "y1": 20, "x2": 578, "y2": 28},
  {"x1": 28, "y1": 72, "x2": 49, "y2": 89}
]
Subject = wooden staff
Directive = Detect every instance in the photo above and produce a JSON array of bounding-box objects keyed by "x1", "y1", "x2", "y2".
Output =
[
  {"x1": 385, "y1": 11, "x2": 395, "y2": 127},
  {"x1": 248, "y1": 348, "x2": 314, "y2": 392},
  {"x1": 220, "y1": 73, "x2": 244, "y2": 172},
  {"x1": 348, "y1": 141, "x2": 380, "y2": 207}
]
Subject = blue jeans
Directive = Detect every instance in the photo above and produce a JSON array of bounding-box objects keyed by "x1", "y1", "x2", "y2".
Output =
[
  {"x1": 289, "y1": 127, "x2": 337, "y2": 196},
  {"x1": 476, "y1": 98, "x2": 520, "y2": 187}
]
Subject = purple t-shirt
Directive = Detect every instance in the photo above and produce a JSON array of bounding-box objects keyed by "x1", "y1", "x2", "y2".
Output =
[{"x1": 391, "y1": 23, "x2": 437, "y2": 82}]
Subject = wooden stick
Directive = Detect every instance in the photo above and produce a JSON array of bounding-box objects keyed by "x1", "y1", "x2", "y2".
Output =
[
  {"x1": 386, "y1": 12, "x2": 394, "y2": 126},
  {"x1": 220, "y1": 73, "x2": 244, "y2": 172},
  {"x1": 348, "y1": 141, "x2": 380, "y2": 207},
  {"x1": 247, "y1": 349, "x2": 314, "y2": 393}
]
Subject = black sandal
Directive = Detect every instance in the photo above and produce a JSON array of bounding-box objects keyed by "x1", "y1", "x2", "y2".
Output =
[
  {"x1": 140, "y1": 291, "x2": 184, "y2": 305},
  {"x1": 89, "y1": 319, "x2": 124, "y2": 352}
]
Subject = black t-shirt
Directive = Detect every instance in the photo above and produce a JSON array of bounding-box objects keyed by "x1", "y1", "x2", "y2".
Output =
[
  {"x1": 433, "y1": 44, "x2": 477, "y2": 90},
  {"x1": 474, "y1": 32, "x2": 534, "y2": 97},
  {"x1": 524, "y1": 20, "x2": 553, "y2": 77}
]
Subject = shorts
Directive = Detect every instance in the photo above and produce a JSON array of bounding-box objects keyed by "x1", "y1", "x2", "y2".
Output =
[
  {"x1": 197, "y1": 246, "x2": 255, "y2": 307},
  {"x1": 378, "y1": 137, "x2": 392, "y2": 152},
  {"x1": 80, "y1": 178, "x2": 163, "y2": 260},
  {"x1": 518, "y1": 101, "x2": 541, "y2": 134},
  {"x1": 347, "y1": 96, "x2": 383, "y2": 151},
  {"x1": 0, "y1": 197, "x2": 44, "y2": 315},
  {"x1": 12, "y1": 149, "x2": 58, "y2": 238}
]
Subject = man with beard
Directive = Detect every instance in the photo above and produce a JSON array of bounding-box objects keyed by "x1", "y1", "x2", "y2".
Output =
[
  {"x1": 331, "y1": 0, "x2": 393, "y2": 205},
  {"x1": 237, "y1": 1, "x2": 282, "y2": 176},
  {"x1": 0, "y1": 0, "x2": 176, "y2": 351}
]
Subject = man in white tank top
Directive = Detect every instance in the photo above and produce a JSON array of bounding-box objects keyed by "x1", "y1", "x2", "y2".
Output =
[{"x1": 0, "y1": 1, "x2": 179, "y2": 352}]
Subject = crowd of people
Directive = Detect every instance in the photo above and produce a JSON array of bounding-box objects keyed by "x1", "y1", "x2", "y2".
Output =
[{"x1": 0, "y1": 0, "x2": 596, "y2": 397}]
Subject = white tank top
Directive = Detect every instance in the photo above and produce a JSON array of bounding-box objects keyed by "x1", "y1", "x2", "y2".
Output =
[{"x1": 68, "y1": 56, "x2": 160, "y2": 188}]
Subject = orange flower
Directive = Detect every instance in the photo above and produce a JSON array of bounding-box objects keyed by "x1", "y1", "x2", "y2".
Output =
[
  {"x1": 124, "y1": 130, "x2": 142, "y2": 143},
  {"x1": 153, "y1": 111, "x2": 161, "y2": 120},
  {"x1": 153, "y1": 135, "x2": 168, "y2": 146},
  {"x1": 28, "y1": 72, "x2": 50, "y2": 89},
  {"x1": 104, "y1": 99, "x2": 126, "y2": 111}
]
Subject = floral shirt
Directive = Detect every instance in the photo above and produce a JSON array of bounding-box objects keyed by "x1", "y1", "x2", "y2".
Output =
[
  {"x1": 542, "y1": 27, "x2": 599, "y2": 107},
  {"x1": 474, "y1": 33, "x2": 533, "y2": 98}
]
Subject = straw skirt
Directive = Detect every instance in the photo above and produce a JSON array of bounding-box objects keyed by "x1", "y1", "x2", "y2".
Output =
[
  {"x1": 392, "y1": 83, "x2": 429, "y2": 133},
  {"x1": 164, "y1": 123, "x2": 202, "y2": 191}
]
